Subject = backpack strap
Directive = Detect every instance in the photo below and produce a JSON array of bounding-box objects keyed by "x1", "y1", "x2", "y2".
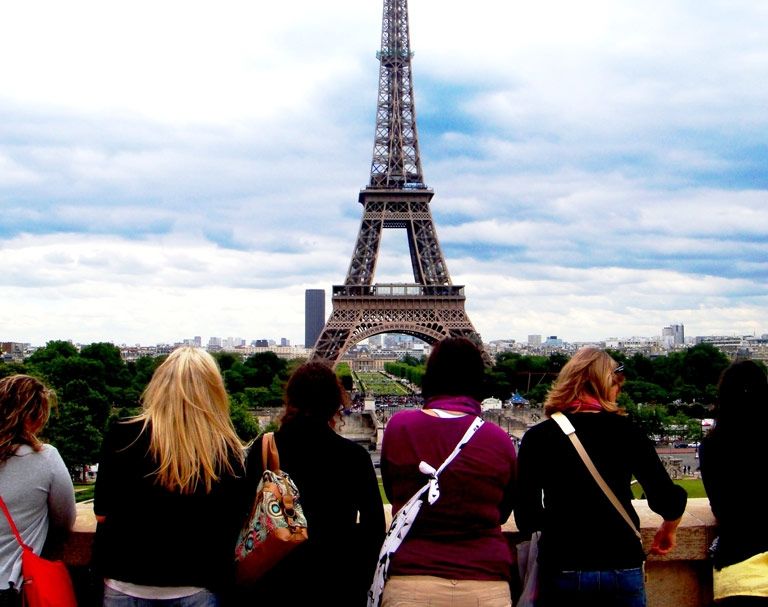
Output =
[
  {"x1": 417, "y1": 416, "x2": 484, "y2": 505},
  {"x1": 551, "y1": 412, "x2": 642, "y2": 541}
]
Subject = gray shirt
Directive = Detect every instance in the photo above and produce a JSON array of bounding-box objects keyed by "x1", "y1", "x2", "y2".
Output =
[{"x1": 0, "y1": 444, "x2": 76, "y2": 589}]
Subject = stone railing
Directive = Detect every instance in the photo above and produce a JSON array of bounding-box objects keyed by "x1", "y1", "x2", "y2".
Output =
[
  {"x1": 62, "y1": 498, "x2": 716, "y2": 607},
  {"x1": 497, "y1": 498, "x2": 717, "y2": 607}
]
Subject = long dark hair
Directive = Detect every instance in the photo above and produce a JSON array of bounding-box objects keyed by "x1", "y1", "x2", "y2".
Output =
[
  {"x1": 711, "y1": 360, "x2": 768, "y2": 441},
  {"x1": 421, "y1": 337, "x2": 486, "y2": 402},
  {"x1": 280, "y1": 362, "x2": 349, "y2": 427}
]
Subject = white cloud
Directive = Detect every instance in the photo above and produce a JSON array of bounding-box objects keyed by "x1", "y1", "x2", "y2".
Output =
[{"x1": 1, "y1": 0, "x2": 767, "y2": 346}]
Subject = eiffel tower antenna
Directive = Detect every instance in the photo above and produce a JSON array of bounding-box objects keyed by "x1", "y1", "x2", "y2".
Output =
[{"x1": 311, "y1": 0, "x2": 487, "y2": 364}]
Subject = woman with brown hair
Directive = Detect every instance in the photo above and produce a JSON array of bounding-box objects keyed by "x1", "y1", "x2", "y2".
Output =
[
  {"x1": 516, "y1": 347, "x2": 687, "y2": 607},
  {"x1": 239, "y1": 361, "x2": 385, "y2": 606},
  {"x1": 0, "y1": 375, "x2": 75, "y2": 605},
  {"x1": 93, "y1": 347, "x2": 248, "y2": 606},
  {"x1": 700, "y1": 360, "x2": 768, "y2": 605}
]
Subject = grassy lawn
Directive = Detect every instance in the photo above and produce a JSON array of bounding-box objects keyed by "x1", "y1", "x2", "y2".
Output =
[
  {"x1": 378, "y1": 479, "x2": 388, "y2": 504},
  {"x1": 633, "y1": 478, "x2": 706, "y2": 499},
  {"x1": 74, "y1": 484, "x2": 95, "y2": 502},
  {"x1": 356, "y1": 372, "x2": 411, "y2": 396}
]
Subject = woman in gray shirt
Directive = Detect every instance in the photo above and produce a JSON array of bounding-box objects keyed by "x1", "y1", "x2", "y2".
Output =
[{"x1": 0, "y1": 375, "x2": 76, "y2": 604}]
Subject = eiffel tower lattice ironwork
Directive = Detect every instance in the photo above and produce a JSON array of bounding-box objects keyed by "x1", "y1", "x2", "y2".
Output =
[{"x1": 311, "y1": 0, "x2": 485, "y2": 364}]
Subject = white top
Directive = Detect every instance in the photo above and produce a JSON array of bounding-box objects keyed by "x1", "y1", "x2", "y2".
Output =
[{"x1": 0, "y1": 444, "x2": 76, "y2": 589}]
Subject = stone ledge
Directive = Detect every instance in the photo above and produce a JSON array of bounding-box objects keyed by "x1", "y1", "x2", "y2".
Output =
[{"x1": 65, "y1": 498, "x2": 717, "y2": 607}]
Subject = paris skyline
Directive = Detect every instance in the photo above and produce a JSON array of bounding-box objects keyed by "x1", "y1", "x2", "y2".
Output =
[{"x1": 2, "y1": 0, "x2": 766, "y2": 347}]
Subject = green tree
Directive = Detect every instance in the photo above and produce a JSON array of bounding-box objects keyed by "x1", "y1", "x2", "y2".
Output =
[
  {"x1": 26, "y1": 340, "x2": 78, "y2": 365},
  {"x1": 229, "y1": 397, "x2": 260, "y2": 442},
  {"x1": 43, "y1": 399, "x2": 102, "y2": 481},
  {"x1": 336, "y1": 363, "x2": 353, "y2": 391},
  {"x1": 623, "y1": 380, "x2": 669, "y2": 405},
  {"x1": 0, "y1": 361, "x2": 29, "y2": 379},
  {"x1": 213, "y1": 352, "x2": 239, "y2": 372}
]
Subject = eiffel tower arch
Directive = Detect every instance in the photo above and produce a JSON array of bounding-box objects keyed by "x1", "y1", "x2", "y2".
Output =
[{"x1": 311, "y1": 0, "x2": 486, "y2": 364}]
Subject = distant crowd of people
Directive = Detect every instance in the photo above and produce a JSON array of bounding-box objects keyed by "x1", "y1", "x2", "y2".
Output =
[
  {"x1": 1, "y1": 341, "x2": 766, "y2": 606},
  {"x1": 349, "y1": 394, "x2": 424, "y2": 410}
]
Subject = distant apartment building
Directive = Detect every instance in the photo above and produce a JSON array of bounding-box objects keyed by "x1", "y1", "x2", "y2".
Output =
[
  {"x1": 222, "y1": 337, "x2": 245, "y2": 350},
  {"x1": 662, "y1": 324, "x2": 685, "y2": 347},
  {"x1": 368, "y1": 334, "x2": 383, "y2": 348},
  {"x1": 1, "y1": 342, "x2": 29, "y2": 362},
  {"x1": 695, "y1": 335, "x2": 744, "y2": 358},
  {"x1": 528, "y1": 335, "x2": 542, "y2": 347},
  {"x1": 280, "y1": 337, "x2": 290, "y2": 347},
  {"x1": 304, "y1": 289, "x2": 325, "y2": 348}
]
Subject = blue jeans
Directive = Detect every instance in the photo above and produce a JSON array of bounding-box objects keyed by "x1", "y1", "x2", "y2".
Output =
[
  {"x1": 540, "y1": 567, "x2": 646, "y2": 607},
  {"x1": 103, "y1": 585, "x2": 219, "y2": 607}
]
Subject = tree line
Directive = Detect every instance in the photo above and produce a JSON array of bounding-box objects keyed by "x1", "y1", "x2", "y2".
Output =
[
  {"x1": 382, "y1": 344, "x2": 763, "y2": 443},
  {"x1": 3, "y1": 339, "x2": 761, "y2": 476},
  {"x1": 0, "y1": 341, "x2": 296, "y2": 479}
]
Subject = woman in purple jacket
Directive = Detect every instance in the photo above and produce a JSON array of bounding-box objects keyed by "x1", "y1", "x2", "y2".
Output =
[{"x1": 380, "y1": 337, "x2": 517, "y2": 607}]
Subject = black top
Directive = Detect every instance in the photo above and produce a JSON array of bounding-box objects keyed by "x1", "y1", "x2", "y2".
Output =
[
  {"x1": 238, "y1": 417, "x2": 385, "y2": 607},
  {"x1": 700, "y1": 434, "x2": 768, "y2": 569},
  {"x1": 93, "y1": 420, "x2": 249, "y2": 591},
  {"x1": 515, "y1": 412, "x2": 687, "y2": 571}
]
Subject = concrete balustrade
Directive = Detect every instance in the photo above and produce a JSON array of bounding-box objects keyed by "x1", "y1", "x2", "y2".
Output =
[{"x1": 62, "y1": 498, "x2": 717, "y2": 606}]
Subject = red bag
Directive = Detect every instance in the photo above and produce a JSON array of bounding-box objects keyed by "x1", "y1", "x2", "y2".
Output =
[{"x1": 0, "y1": 497, "x2": 77, "y2": 607}]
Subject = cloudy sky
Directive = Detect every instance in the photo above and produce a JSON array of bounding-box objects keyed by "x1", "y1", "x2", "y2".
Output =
[{"x1": 2, "y1": 0, "x2": 767, "y2": 347}]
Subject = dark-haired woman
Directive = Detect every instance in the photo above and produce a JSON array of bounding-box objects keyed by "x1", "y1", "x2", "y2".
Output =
[
  {"x1": 239, "y1": 361, "x2": 385, "y2": 606},
  {"x1": 379, "y1": 337, "x2": 517, "y2": 607},
  {"x1": 700, "y1": 360, "x2": 768, "y2": 605},
  {"x1": 0, "y1": 375, "x2": 76, "y2": 606}
]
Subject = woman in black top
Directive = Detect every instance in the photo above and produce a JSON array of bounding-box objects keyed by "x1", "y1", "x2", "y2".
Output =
[
  {"x1": 700, "y1": 360, "x2": 768, "y2": 605},
  {"x1": 94, "y1": 347, "x2": 248, "y2": 606},
  {"x1": 516, "y1": 348, "x2": 687, "y2": 607},
  {"x1": 237, "y1": 362, "x2": 385, "y2": 607}
]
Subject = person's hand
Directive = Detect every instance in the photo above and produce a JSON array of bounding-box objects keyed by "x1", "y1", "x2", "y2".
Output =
[{"x1": 649, "y1": 518, "x2": 681, "y2": 555}]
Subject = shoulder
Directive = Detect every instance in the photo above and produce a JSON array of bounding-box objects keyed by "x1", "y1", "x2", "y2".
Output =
[
  {"x1": 102, "y1": 418, "x2": 148, "y2": 457},
  {"x1": 520, "y1": 417, "x2": 556, "y2": 441},
  {"x1": 327, "y1": 428, "x2": 372, "y2": 460},
  {"x1": 382, "y1": 409, "x2": 422, "y2": 434},
  {"x1": 39, "y1": 443, "x2": 64, "y2": 461},
  {"x1": 698, "y1": 435, "x2": 720, "y2": 460},
  {"x1": 11, "y1": 443, "x2": 60, "y2": 464},
  {"x1": 388, "y1": 409, "x2": 422, "y2": 426}
]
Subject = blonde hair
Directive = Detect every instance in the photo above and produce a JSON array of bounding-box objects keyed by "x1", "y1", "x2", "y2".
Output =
[
  {"x1": 135, "y1": 347, "x2": 244, "y2": 494},
  {"x1": 544, "y1": 348, "x2": 625, "y2": 416},
  {"x1": 0, "y1": 375, "x2": 56, "y2": 463}
]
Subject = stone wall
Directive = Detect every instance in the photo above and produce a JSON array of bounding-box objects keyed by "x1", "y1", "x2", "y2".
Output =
[{"x1": 64, "y1": 498, "x2": 717, "y2": 606}]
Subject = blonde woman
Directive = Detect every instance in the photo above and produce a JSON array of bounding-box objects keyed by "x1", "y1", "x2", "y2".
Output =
[
  {"x1": 515, "y1": 348, "x2": 687, "y2": 607},
  {"x1": 93, "y1": 348, "x2": 248, "y2": 607},
  {"x1": 0, "y1": 375, "x2": 75, "y2": 606}
]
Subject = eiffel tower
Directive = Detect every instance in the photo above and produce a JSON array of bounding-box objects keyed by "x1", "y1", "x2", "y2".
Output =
[{"x1": 311, "y1": 0, "x2": 485, "y2": 364}]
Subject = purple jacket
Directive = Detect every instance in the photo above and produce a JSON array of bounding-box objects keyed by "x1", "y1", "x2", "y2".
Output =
[{"x1": 381, "y1": 396, "x2": 517, "y2": 580}]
